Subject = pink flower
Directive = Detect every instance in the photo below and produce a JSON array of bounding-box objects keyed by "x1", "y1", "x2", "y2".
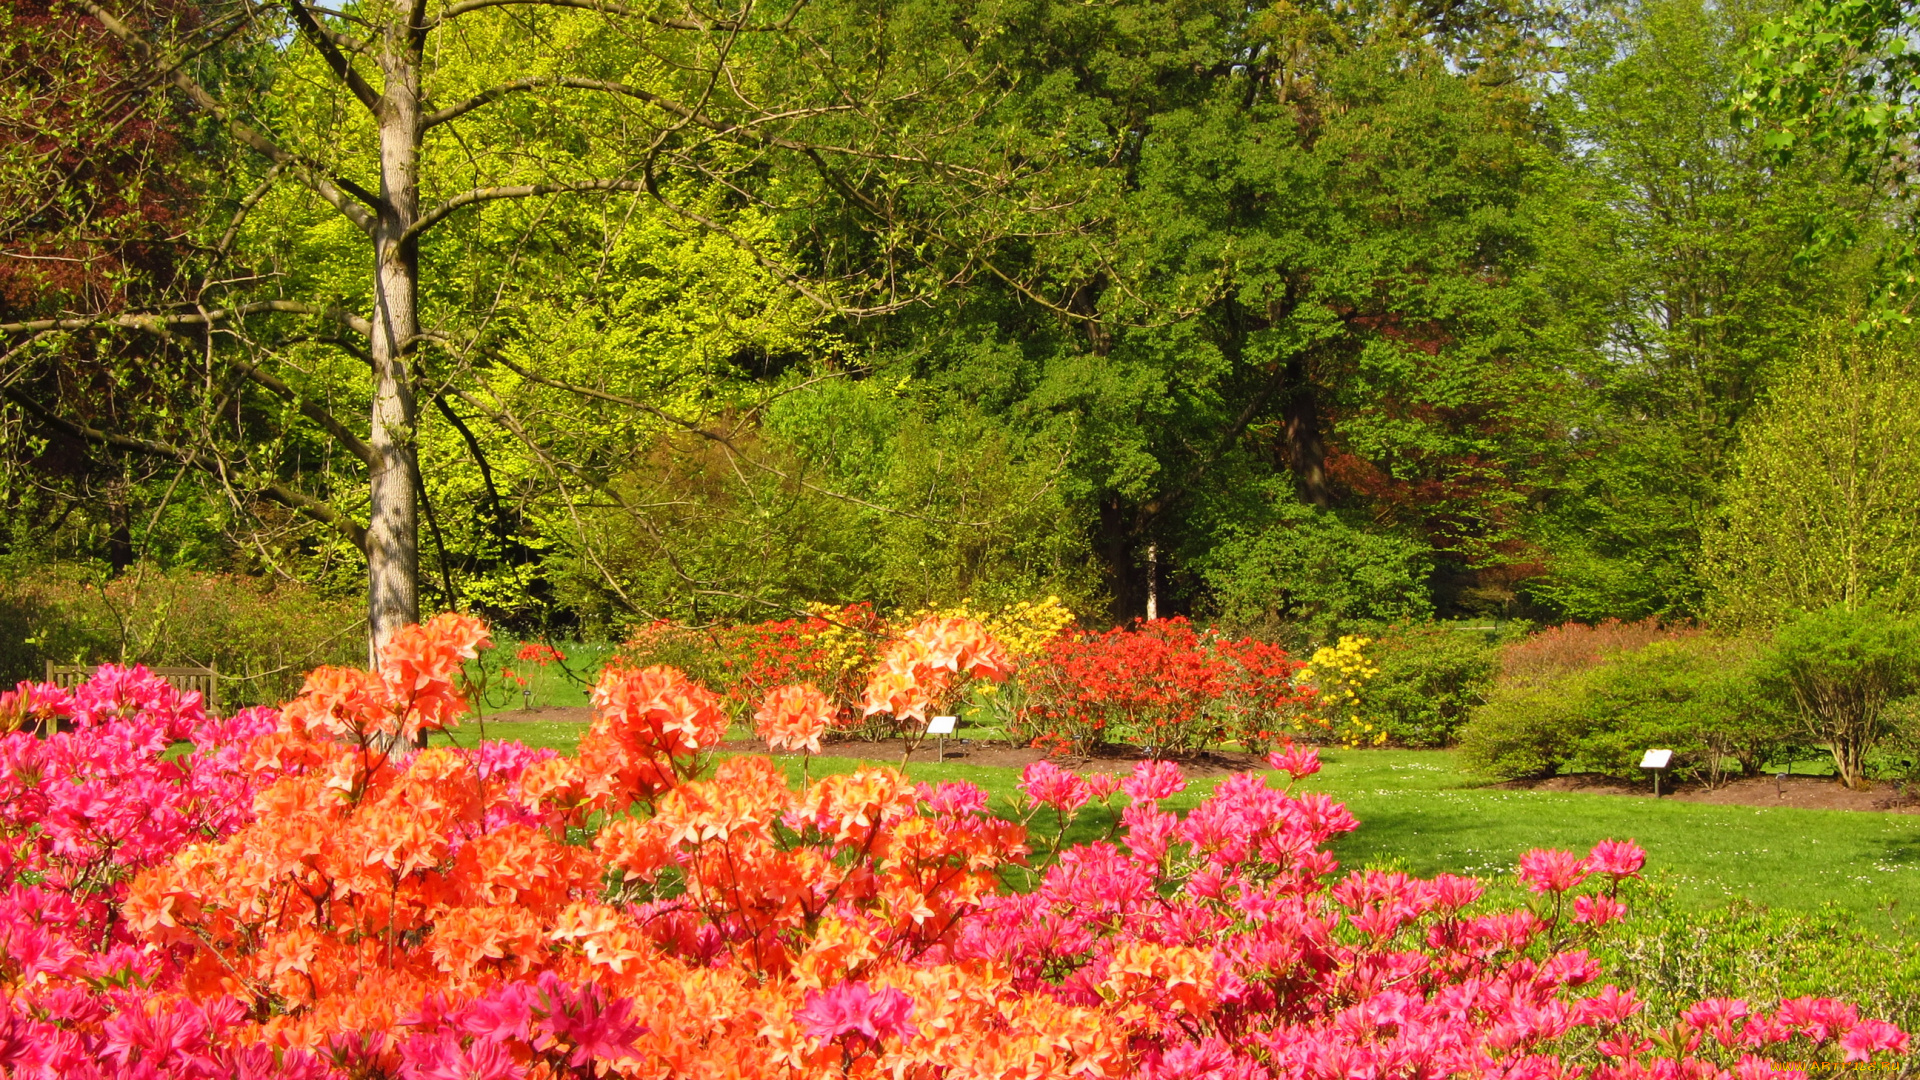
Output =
[
  {"x1": 1266, "y1": 740, "x2": 1321, "y2": 780},
  {"x1": 1576, "y1": 986, "x2": 1643, "y2": 1026},
  {"x1": 1584, "y1": 839, "x2": 1647, "y2": 880},
  {"x1": 1517, "y1": 848, "x2": 1589, "y2": 894},
  {"x1": 915, "y1": 781, "x2": 990, "y2": 818},
  {"x1": 1085, "y1": 772, "x2": 1122, "y2": 801},
  {"x1": 1429, "y1": 874, "x2": 1484, "y2": 912},
  {"x1": 795, "y1": 982, "x2": 917, "y2": 1046},
  {"x1": 1121, "y1": 759, "x2": 1186, "y2": 802},
  {"x1": 1572, "y1": 894, "x2": 1626, "y2": 926},
  {"x1": 1121, "y1": 803, "x2": 1180, "y2": 865},
  {"x1": 1775, "y1": 996, "x2": 1858, "y2": 1043},
  {"x1": 1683, "y1": 998, "x2": 1751, "y2": 1048},
  {"x1": 1840, "y1": 1018, "x2": 1908, "y2": 1061},
  {"x1": 1020, "y1": 761, "x2": 1093, "y2": 812}
]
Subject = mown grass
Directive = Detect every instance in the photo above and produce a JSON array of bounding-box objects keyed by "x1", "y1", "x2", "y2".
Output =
[
  {"x1": 435, "y1": 721, "x2": 1920, "y2": 931},
  {"x1": 465, "y1": 640, "x2": 620, "y2": 712}
]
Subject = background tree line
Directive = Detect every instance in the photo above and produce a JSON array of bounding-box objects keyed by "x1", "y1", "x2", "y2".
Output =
[{"x1": 2, "y1": 0, "x2": 1916, "y2": 672}]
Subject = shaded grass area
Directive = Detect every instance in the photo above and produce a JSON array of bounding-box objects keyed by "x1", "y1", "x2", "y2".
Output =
[
  {"x1": 467, "y1": 641, "x2": 620, "y2": 712},
  {"x1": 435, "y1": 724, "x2": 1920, "y2": 930}
]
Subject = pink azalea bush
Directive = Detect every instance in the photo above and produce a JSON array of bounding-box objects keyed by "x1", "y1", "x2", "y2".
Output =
[{"x1": 0, "y1": 663, "x2": 1902, "y2": 1078}]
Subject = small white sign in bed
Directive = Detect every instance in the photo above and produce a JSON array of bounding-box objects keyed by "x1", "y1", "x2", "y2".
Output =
[
  {"x1": 1639, "y1": 749, "x2": 1673, "y2": 770},
  {"x1": 926, "y1": 715, "x2": 957, "y2": 735}
]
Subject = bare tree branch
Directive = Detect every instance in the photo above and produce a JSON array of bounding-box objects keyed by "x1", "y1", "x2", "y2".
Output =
[
  {"x1": 0, "y1": 300, "x2": 372, "y2": 337},
  {"x1": 75, "y1": 0, "x2": 383, "y2": 234},
  {"x1": 432, "y1": 0, "x2": 775, "y2": 34},
  {"x1": 406, "y1": 179, "x2": 648, "y2": 240},
  {"x1": 225, "y1": 353, "x2": 376, "y2": 467},
  {"x1": 0, "y1": 386, "x2": 370, "y2": 552},
  {"x1": 287, "y1": 0, "x2": 384, "y2": 114}
]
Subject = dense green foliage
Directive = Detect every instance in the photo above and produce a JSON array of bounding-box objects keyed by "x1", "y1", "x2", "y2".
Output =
[
  {"x1": 1700, "y1": 332, "x2": 1920, "y2": 624},
  {"x1": 1357, "y1": 625, "x2": 1506, "y2": 748},
  {"x1": 0, "y1": 561, "x2": 361, "y2": 705},
  {"x1": 1763, "y1": 604, "x2": 1920, "y2": 788},
  {"x1": 1, "y1": 0, "x2": 1916, "y2": 651},
  {"x1": 1459, "y1": 630, "x2": 1810, "y2": 782}
]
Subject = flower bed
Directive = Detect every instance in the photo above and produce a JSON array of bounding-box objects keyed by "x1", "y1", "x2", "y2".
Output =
[{"x1": 0, "y1": 617, "x2": 1902, "y2": 1077}]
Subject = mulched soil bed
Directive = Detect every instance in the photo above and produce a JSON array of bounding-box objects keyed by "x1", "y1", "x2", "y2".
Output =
[
  {"x1": 474, "y1": 707, "x2": 1920, "y2": 814},
  {"x1": 718, "y1": 737, "x2": 1270, "y2": 778},
  {"x1": 1495, "y1": 772, "x2": 1920, "y2": 814}
]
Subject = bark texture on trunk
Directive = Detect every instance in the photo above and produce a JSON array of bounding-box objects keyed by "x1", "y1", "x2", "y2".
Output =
[
  {"x1": 1283, "y1": 354, "x2": 1329, "y2": 508},
  {"x1": 366, "y1": 20, "x2": 425, "y2": 663}
]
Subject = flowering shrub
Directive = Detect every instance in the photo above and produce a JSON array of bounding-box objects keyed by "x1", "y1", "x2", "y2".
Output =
[
  {"x1": 1299, "y1": 634, "x2": 1385, "y2": 746},
  {"x1": 920, "y1": 596, "x2": 1076, "y2": 660},
  {"x1": 0, "y1": 618, "x2": 1902, "y2": 1079},
  {"x1": 1018, "y1": 618, "x2": 1311, "y2": 755},
  {"x1": 617, "y1": 604, "x2": 891, "y2": 734}
]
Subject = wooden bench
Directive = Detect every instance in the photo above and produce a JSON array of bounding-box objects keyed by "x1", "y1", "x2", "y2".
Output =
[{"x1": 43, "y1": 663, "x2": 219, "y2": 712}]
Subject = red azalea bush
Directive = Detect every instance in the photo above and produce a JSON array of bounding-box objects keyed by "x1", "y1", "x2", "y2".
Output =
[
  {"x1": 616, "y1": 604, "x2": 889, "y2": 734},
  {"x1": 1017, "y1": 617, "x2": 1313, "y2": 756},
  {"x1": 0, "y1": 616, "x2": 1902, "y2": 1079}
]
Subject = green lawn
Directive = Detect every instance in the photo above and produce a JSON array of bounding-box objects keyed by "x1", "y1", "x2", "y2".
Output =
[
  {"x1": 466, "y1": 640, "x2": 620, "y2": 712},
  {"x1": 437, "y1": 723, "x2": 1920, "y2": 930}
]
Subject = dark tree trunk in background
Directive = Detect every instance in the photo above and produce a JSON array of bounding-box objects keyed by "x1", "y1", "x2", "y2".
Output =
[{"x1": 1283, "y1": 354, "x2": 1329, "y2": 507}]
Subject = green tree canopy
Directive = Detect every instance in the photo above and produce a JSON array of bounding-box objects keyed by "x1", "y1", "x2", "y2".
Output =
[{"x1": 1701, "y1": 329, "x2": 1920, "y2": 624}]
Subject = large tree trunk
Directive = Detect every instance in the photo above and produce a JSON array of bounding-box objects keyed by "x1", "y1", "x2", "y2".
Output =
[
  {"x1": 366, "y1": 22, "x2": 424, "y2": 663},
  {"x1": 1283, "y1": 354, "x2": 1330, "y2": 508}
]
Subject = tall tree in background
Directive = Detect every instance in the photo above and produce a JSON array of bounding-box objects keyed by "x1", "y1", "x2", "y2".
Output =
[
  {"x1": 832, "y1": 0, "x2": 1570, "y2": 625},
  {"x1": 1743, "y1": 0, "x2": 1920, "y2": 315},
  {"x1": 0, "y1": 0, "x2": 217, "y2": 571},
  {"x1": 0, "y1": 0, "x2": 1107, "y2": 654},
  {"x1": 1524, "y1": 0, "x2": 1878, "y2": 620},
  {"x1": 1701, "y1": 330, "x2": 1920, "y2": 624}
]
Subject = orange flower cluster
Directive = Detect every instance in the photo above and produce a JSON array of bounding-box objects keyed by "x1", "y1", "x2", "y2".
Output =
[
  {"x1": 861, "y1": 616, "x2": 1013, "y2": 726},
  {"x1": 581, "y1": 663, "x2": 731, "y2": 800},
  {"x1": 756, "y1": 682, "x2": 834, "y2": 754},
  {"x1": 114, "y1": 625, "x2": 1075, "y2": 1077},
  {"x1": 279, "y1": 612, "x2": 491, "y2": 748}
]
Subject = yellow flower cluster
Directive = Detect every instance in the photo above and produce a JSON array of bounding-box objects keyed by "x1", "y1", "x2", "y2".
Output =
[
  {"x1": 802, "y1": 603, "x2": 882, "y2": 675},
  {"x1": 1297, "y1": 636, "x2": 1384, "y2": 747},
  {"x1": 920, "y1": 596, "x2": 1076, "y2": 660}
]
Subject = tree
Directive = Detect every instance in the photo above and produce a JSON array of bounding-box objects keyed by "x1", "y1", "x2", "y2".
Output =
[
  {"x1": 1524, "y1": 0, "x2": 1880, "y2": 622},
  {"x1": 0, "y1": 0, "x2": 1096, "y2": 656},
  {"x1": 830, "y1": 0, "x2": 1570, "y2": 623},
  {"x1": 1699, "y1": 329, "x2": 1920, "y2": 624},
  {"x1": 1764, "y1": 603, "x2": 1920, "y2": 789},
  {"x1": 1741, "y1": 0, "x2": 1920, "y2": 316}
]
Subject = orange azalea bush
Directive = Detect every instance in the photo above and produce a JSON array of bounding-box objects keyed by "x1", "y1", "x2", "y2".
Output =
[
  {"x1": 757, "y1": 683, "x2": 834, "y2": 755},
  {"x1": 0, "y1": 616, "x2": 1904, "y2": 1079}
]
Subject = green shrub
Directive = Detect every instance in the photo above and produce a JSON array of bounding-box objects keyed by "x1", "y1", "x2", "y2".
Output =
[
  {"x1": 1763, "y1": 604, "x2": 1920, "y2": 790},
  {"x1": 1457, "y1": 669, "x2": 1600, "y2": 779},
  {"x1": 1573, "y1": 638, "x2": 1803, "y2": 783},
  {"x1": 0, "y1": 563, "x2": 363, "y2": 708},
  {"x1": 1359, "y1": 625, "x2": 1503, "y2": 748},
  {"x1": 1459, "y1": 627, "x2": 1805, "y2": 782},
  {"x1": 1591, "y1": 882, "x2": 1920, "y2": 1042},
  {"x1": 1875, "y1": 695, "x2": 1920, "y2": 786},
  {"x1": 1456, "y1": 620, "x2": 1681, "y2": 779}
]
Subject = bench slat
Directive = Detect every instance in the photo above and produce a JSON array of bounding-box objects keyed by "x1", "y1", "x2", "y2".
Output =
[{"x1": 42, "y1": 663, "x2": 220, "y2": 711}]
